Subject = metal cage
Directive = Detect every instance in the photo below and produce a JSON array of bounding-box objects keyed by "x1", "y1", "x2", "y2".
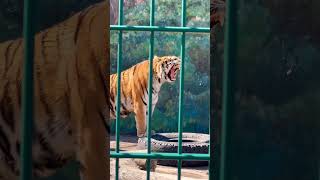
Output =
[{"x1": 110, "y1": 0, "x2": 210, "y2": 180}]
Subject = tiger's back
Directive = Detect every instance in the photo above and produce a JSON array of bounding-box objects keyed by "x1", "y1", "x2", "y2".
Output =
[{"x1": 109, "y1": 60, "x2": 150, "y2": 119}]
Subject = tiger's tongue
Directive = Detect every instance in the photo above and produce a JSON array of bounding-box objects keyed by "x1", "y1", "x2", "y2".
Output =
[{"x1": 170, "y1": 68, "x2": 176, "y2": 79}]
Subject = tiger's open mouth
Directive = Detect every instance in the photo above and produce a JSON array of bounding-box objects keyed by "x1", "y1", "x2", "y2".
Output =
[{"x1": 168, "y1": 65, "x2": 180, "y2": 81}]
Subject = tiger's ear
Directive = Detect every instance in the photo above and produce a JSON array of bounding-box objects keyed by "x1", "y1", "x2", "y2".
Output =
[{"x1": 153, "y1": 55, "x2": 161, "y2": 62}]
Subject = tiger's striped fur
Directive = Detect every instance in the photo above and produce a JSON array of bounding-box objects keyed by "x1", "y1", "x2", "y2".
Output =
[
  {"x1": 109, "y1": 56, "x2": 181, "y2": 137},
  {"x1": 211, "y1": 0, "x2": 225, "y2": 28},
  {"x1": 0, "y1": 2, "x2": 109, "y2": 180}
]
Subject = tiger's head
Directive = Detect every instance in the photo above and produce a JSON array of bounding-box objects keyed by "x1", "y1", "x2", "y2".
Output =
[{"x1": 154, "y1": 56, "x2": 181, "y2": 83}]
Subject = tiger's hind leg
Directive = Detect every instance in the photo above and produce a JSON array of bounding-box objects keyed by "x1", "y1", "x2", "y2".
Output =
[{"x1": 77, "y1": 119, "x2": 109, "y2": 180}]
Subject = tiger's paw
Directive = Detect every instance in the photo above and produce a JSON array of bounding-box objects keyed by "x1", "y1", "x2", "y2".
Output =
[
  {"x1": 137, "y1": 132, "x2": 146, "y2": 138},
  {"x1": 137, "y1": 130, "x2": 156, "y2": 138}
]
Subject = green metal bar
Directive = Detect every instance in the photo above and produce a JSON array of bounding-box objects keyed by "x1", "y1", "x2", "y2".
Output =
[
  {"x1": 219, "y1": 0, "x2": 238, "y2": 180},
  {"x1": 177, "y1": 0, "x2": 187, "y2": 179},
  {"x1": 209, "y1": 8, "x2": 216, "y2": 180},
  {"x1": 318, "y1": 160, "x2": 320, "y2": 180},
  {"x1": 146, "y1": 0, "x2": 155, "y2": 179},
  {"x1": 115, "y1": 31, "x2": 122, "y2": 180},
  {"x1": 110, "y1": 25, "x2": 210, "y2": 33},
  {"x1": 115, "y1": 0, "x2": 124, "y2": 179},
  {"x1": 209, "y1": 106, "x2": 214, "y2": 180},
  {"x1": 110, "y1": 152, "x2": 210, "y2": 160},
  {"x1": 209, "y1": 49, "x2": 215, "y2": 180},
  {"x1": 21, "y1": 0, "x2": 35, "y2": 179}
]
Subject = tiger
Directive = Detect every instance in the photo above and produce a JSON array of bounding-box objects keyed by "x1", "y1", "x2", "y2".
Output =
[
  {"x1": 109, "y1": 56, "x2": 181, "y2": 138},
  {"x1": 211, "y1": 0, "x2": 225, "y2": 28},
  {"x1": 0, "y1": 1, "x2": 109, "y2": 180}
]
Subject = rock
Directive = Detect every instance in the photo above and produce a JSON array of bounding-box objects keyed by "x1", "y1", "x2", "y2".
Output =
[
  {"x1": 130, "y1": 149, "x2": 158, "y2": 171},
  {"x1": 133, "y1": 158, "x2": 157, "y2": 172}
]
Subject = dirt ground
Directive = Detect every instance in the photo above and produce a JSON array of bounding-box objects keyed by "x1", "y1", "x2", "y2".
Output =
[{"x1": 110, "y1": 135, "x2": 209, "y2": 180}]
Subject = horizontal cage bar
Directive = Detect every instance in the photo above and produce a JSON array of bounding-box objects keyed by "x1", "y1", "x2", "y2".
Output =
[
  {"x1": 110, "y1": 25, "x2": 210, "y2": 33},
  {"x1": 110, "y1": 152, "x2": 210, "y2": 160}
]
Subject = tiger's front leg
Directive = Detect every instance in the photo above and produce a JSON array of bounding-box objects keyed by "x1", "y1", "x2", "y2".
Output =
[
  {"x1": 134, "y1": 100, "x2": 147, "y2": 138},
  {"x1": 134, "y1": 99, "x2": 157, "y2": 138}
]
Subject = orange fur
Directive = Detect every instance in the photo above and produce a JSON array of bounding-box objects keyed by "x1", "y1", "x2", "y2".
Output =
[{"x1": 211, "y1": 0, "x2": 225, "y2": 27}]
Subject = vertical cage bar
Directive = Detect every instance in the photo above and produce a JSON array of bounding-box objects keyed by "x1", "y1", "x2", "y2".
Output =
[
  {"x1": 177, "y1": 0, "x2": 187, "y2": 179},
  {"x1": 21, "y1": 0, "x2": 35, "y2": 179},
  {"x1": 146, "y1": 0, "x2": 155, "y2": 179},
  {"x1": 209, "y1": 3, "x2": 215, "y2": 179},
  {"x1": 318, "y1": 160, "x2": 320, "y2": 180},
  {"x1": 219, "y1": 0, "x2": 237, "y2": 180},
  {"x1": 115, "y1": 0, "x2": 124, "y2": 179},
  {"x1": 209, "y1": 47, "x2": 215, "y2": 180}
]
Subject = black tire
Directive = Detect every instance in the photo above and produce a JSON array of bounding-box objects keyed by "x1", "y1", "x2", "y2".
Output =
[{"x1": 137, "y1": 132, "x2": 209, "y2": 167}]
